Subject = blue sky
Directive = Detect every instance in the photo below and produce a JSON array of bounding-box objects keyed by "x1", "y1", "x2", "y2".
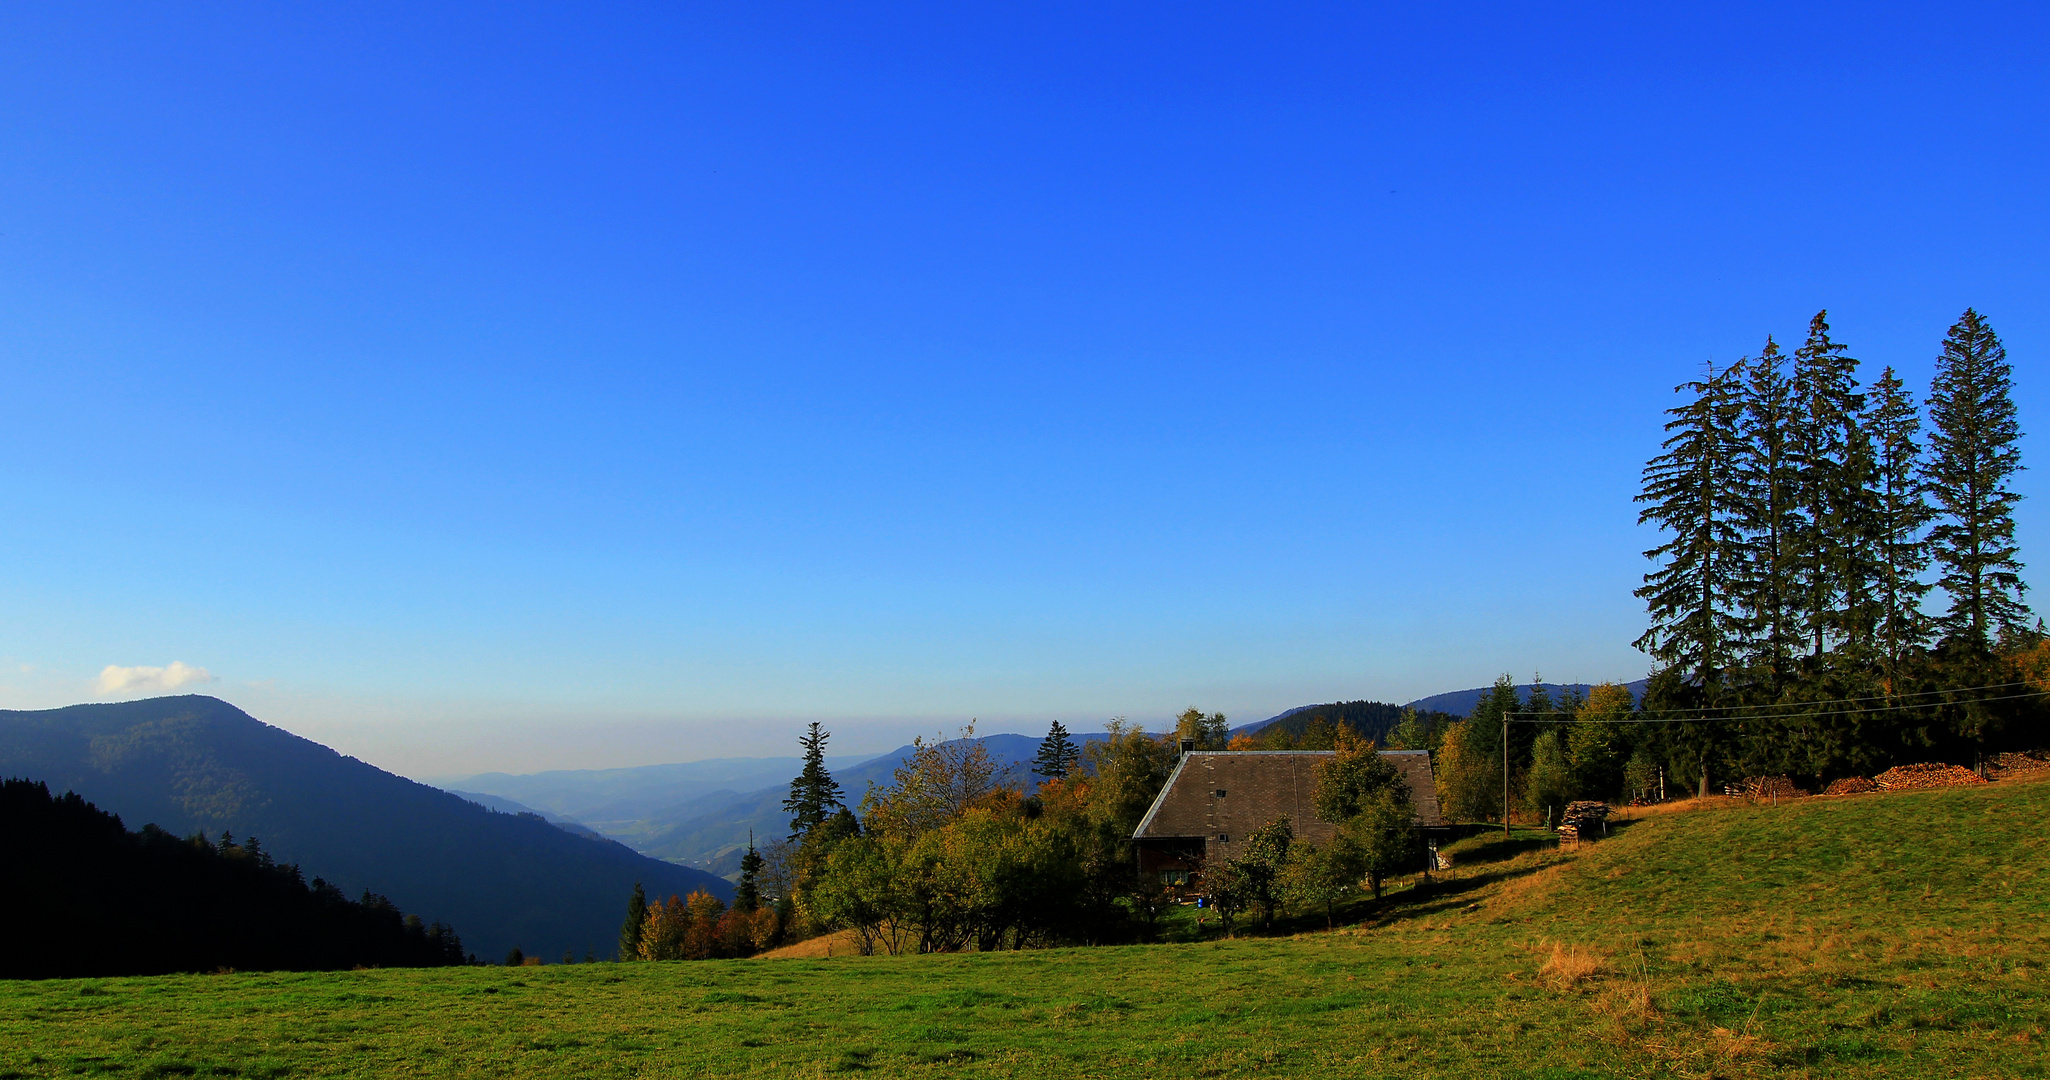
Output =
[{"x1": 2, "y1": 3, "x2": 2044, "y2": 775}]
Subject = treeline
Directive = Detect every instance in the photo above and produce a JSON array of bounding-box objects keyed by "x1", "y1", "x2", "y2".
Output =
[
  {"x1": 1404, "y1": 677, "x2": 1681, "y2": 821},
  {"x1": 618, "y1": 720, "x2": 1167, "y2": 956},
  {"x1": 1628, "y1": 308, "x2": 2045, "y2": 783},
  {"x1": 2, "y1": 778, "x2": 469, "y2": 978},
  {"x1": 616, "y1": 844, "x2": 780, "y2": 960},
  {"x1": 614, "y1": 710, "x2": 1447, "y2": 957},
  {"x1": 1400, "y1": 311, "x2": 2046, "y2": 821}
]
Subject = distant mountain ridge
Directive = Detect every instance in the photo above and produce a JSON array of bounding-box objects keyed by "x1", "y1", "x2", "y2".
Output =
[
  {"x1": 1231, "y1": 680, "x2": 1653, "y2": 739},
  {"x1": 1404, "y1": 679, "x2": 1651, "y2": 719},
  {"x1": 426, "y1": 755, "x2": 871, "y2": 827},
  {"x1": 447, "y1": 731, "x2": 1108, "y2": 872},
  {"x1": 0, "y1": 696, "x2": 730, "y2": 961}
]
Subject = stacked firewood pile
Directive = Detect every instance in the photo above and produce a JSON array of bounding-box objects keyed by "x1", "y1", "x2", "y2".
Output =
[
  {"x1": 1741, "y1": 775, "x2": 1803, "y2": 799},
  {"x1": 1556, "y1": 801, "x2": 1611, "y2": 845},
  {"x1": 1989, "y1": 751, "x2": 2050, "y2": 779},
  {"x1": 1823, "y1": 776, "x2": 1879, "y2": 796},
  {"x1": 1872, "y1": 762, "x2": 1989, "y2": 790}
]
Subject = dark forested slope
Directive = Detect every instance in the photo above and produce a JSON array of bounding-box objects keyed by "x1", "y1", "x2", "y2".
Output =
[
  {"x1": 1236, "y1": 700, "x2": 1459, "y2": 744},
  {"x1": 0, "y1": 779, "x2": 467, "y2": 978},
  {"x1": 0, "y1": 696, "x2": 730, "y2": 961}
]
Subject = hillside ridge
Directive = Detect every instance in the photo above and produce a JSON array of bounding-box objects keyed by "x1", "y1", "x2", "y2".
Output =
[{"x1": 0, "y1": 695, "x2": 730, "y2": 960}]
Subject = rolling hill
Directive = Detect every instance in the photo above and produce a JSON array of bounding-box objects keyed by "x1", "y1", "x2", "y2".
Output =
[{"x1": 0, "y1": 695, "x2": 731, "y2": 962}]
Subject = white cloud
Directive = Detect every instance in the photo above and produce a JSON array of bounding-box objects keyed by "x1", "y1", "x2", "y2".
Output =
[{"x1": 97, "y1": 661, "x2": 216, "y2": 694}]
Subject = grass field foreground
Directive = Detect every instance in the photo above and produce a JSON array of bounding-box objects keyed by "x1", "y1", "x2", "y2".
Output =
[{"x1": 4, "y1": 776, "x2": 2046, "y2": 1079}]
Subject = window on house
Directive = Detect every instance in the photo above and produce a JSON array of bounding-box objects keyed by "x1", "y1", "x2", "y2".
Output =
[
  {"x1": 1213, "y1": 789, "x2": 1227, "y2": 798},
  {"x1": 1158, "y1": 869, "x2": 1190, "y2": 886},
  {"x1": 1217, "y1": 833, "x2": 1229, "y2": 843}
]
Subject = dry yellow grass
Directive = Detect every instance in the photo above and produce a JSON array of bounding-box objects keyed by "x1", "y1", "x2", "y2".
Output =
[
  {"x1": 1536, "y1": 941, "x2": 1612, "y2": 988},
  {"x1": 751, "y1": 927, "x2": 867, "y2": 959}
]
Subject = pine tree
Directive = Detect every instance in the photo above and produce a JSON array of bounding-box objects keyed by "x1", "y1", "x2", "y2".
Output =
[
  {"x1": 1788, "y1": 311, "x2": 1873, "y2": 657},
  {"x1": 1733, "y1": 337, "x2": 1803, "y2": 686},
  {"x1": 1926, "y1": 309, "x2": 2028, "y2": 645},
  {"x1": 1030, "y1": 720, "x2": 1081, "y2": 779},
  {"x1": 734, "y1": 835, "x2": 763, "y2": 914},
  {"x1": 617, "y1": 881, "x2": 647, "y2": 962},
  {"x1": 1636, "y1": 360, "x2": 1746, "y2": 696},
  {"x1": 1866, "y1": 366, "x2": 1934, "y2": 674},
  {"x1": 783, "y1": 722, "x2": 846, "y2": 840}
]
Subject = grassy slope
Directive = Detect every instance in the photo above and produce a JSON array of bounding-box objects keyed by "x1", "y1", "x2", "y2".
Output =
[{"x1": 4, "y1": 778, "x2": 2045, "y2": 1080}]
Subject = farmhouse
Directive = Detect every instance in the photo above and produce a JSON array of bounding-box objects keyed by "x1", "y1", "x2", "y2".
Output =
[{"x1": 1131, "y1": 749, "x2": 1445, "y2": 886}]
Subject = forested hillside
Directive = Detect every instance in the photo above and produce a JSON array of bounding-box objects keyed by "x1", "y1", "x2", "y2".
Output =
[
  {"x1": 0, "y1": 696, "x2": 730, "y2": 961},
  {"x1": 1237, "y1": 700, "x2": 1461, "y2": 746},
  {"x1": 0, "y1": 779, "x2": 466, "y2": 978}
]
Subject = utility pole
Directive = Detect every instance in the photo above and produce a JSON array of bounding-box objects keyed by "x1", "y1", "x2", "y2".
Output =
[{"x1": 1502, "y1": 713, "x2": 1511, "y2": 838}]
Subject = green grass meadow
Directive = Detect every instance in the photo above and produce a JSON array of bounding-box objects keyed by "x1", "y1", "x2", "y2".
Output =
[{"x1": 6, "y1": 777, "x2": 2046, "y2": 1079}]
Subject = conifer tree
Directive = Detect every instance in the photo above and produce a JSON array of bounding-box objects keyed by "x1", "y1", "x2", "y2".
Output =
[
  {"x1": 1925, "y1": 309, "x2": 2028, "y2": 645},
  {"x1": 1866, "y1": 366, "x2": 1934, "y2": 673},
  {"x1": 1788, "y1": 311, "x2": 1874, "y2": 657},
  {"x1": 1030, "y1": 720, "x2": 1081, "y2": 779},
  {"x1": 1636, "y1": 360, "x2": 1746, "y2": 695},
  {"x1": 1733, "y1": 337, "x2": 1802, "y2": 686},
  {"x1": 617, "y1": 881, "x2": 647, "y2": 962},
  {"x1": 735, "y1": 835, "x2": 763, "y2": 914},
  {"x1": 783, "y1": 722, "x2": 846, "y2": 840}
]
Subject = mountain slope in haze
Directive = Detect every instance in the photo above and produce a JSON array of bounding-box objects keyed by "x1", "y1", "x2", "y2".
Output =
[
  {"x1": 0, "y1": 696, "x2": 730, "y2": 962},
  {"x1": 445, "y1": 790, "x2": 611, "y2": 841},
  {"x1": 427, "y1": 755, "x2": 872, "y2": 828}
]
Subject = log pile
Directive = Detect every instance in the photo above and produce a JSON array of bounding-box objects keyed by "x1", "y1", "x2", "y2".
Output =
[
  {"x1": 1872, "y1": 762, "x2": 1988, "y2": 790},
  {"x1": 1989, "y1": 751, "x2": 2050, "y2": 779},
  {"x1": 1556, "y1": 801, "x2": 1612, "y2": 846},
  {"x1": 1823, "y1": 776, "x2": 1879, "y2": 796}
]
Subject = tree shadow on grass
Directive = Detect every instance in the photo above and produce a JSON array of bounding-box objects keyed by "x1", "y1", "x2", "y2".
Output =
[
  {"x1": 1447, "y1": 832, "x2": 1557, "y2": 866},
  {"x1": 1363, "y1": 863, "x2": 1558, "y2": 927},
  {"x1": 1241, "y1": 860, "x2": 1562, "y2": 938}
]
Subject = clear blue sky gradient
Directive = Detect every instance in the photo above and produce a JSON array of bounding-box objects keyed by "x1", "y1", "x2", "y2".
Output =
[{"x1": 2, "y1": 3, "x2": 2044, "y2": 774}]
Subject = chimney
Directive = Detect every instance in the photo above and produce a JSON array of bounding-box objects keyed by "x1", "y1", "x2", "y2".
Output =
[{"x1": 1179, "y1": 738, "x2": 1196, "y2": 758}]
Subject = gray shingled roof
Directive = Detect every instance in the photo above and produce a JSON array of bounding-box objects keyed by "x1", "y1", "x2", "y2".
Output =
[{"x1": 1132, "y1": 750, "x2": 1445, "y2": 848}]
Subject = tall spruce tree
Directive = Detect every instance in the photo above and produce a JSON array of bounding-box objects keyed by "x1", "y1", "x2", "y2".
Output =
[
  {"x1": 1925, "y1": 309, "x2": 2028, "y2": 645},
  {"x1": 1636, "y1": 360, "x2": 1746, "y2": 696},
  {"x1": 783, "y1": 722, "x2": 846, "y2": 840},
  {"x1": 1030, "y1": 720, "x2": 1081, "y2": 779},
  {"x1": 1866, "y1": 366, "x2": 1934, "y2": 674},
  {"x1": 1788, "y1": 311, "x2": 1874, "y2": 657},
  {"x1": 617, "y1": 881, "x2": 647, "y2": 962},
  {"x1": 1734, "y1": 338, "x2": 1802, "y2": 687}
]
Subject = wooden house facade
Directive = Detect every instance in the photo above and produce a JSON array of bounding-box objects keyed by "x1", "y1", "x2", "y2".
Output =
[{"x1": 1130, "y1": 750, "x2": 1445, "y2": 886}]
